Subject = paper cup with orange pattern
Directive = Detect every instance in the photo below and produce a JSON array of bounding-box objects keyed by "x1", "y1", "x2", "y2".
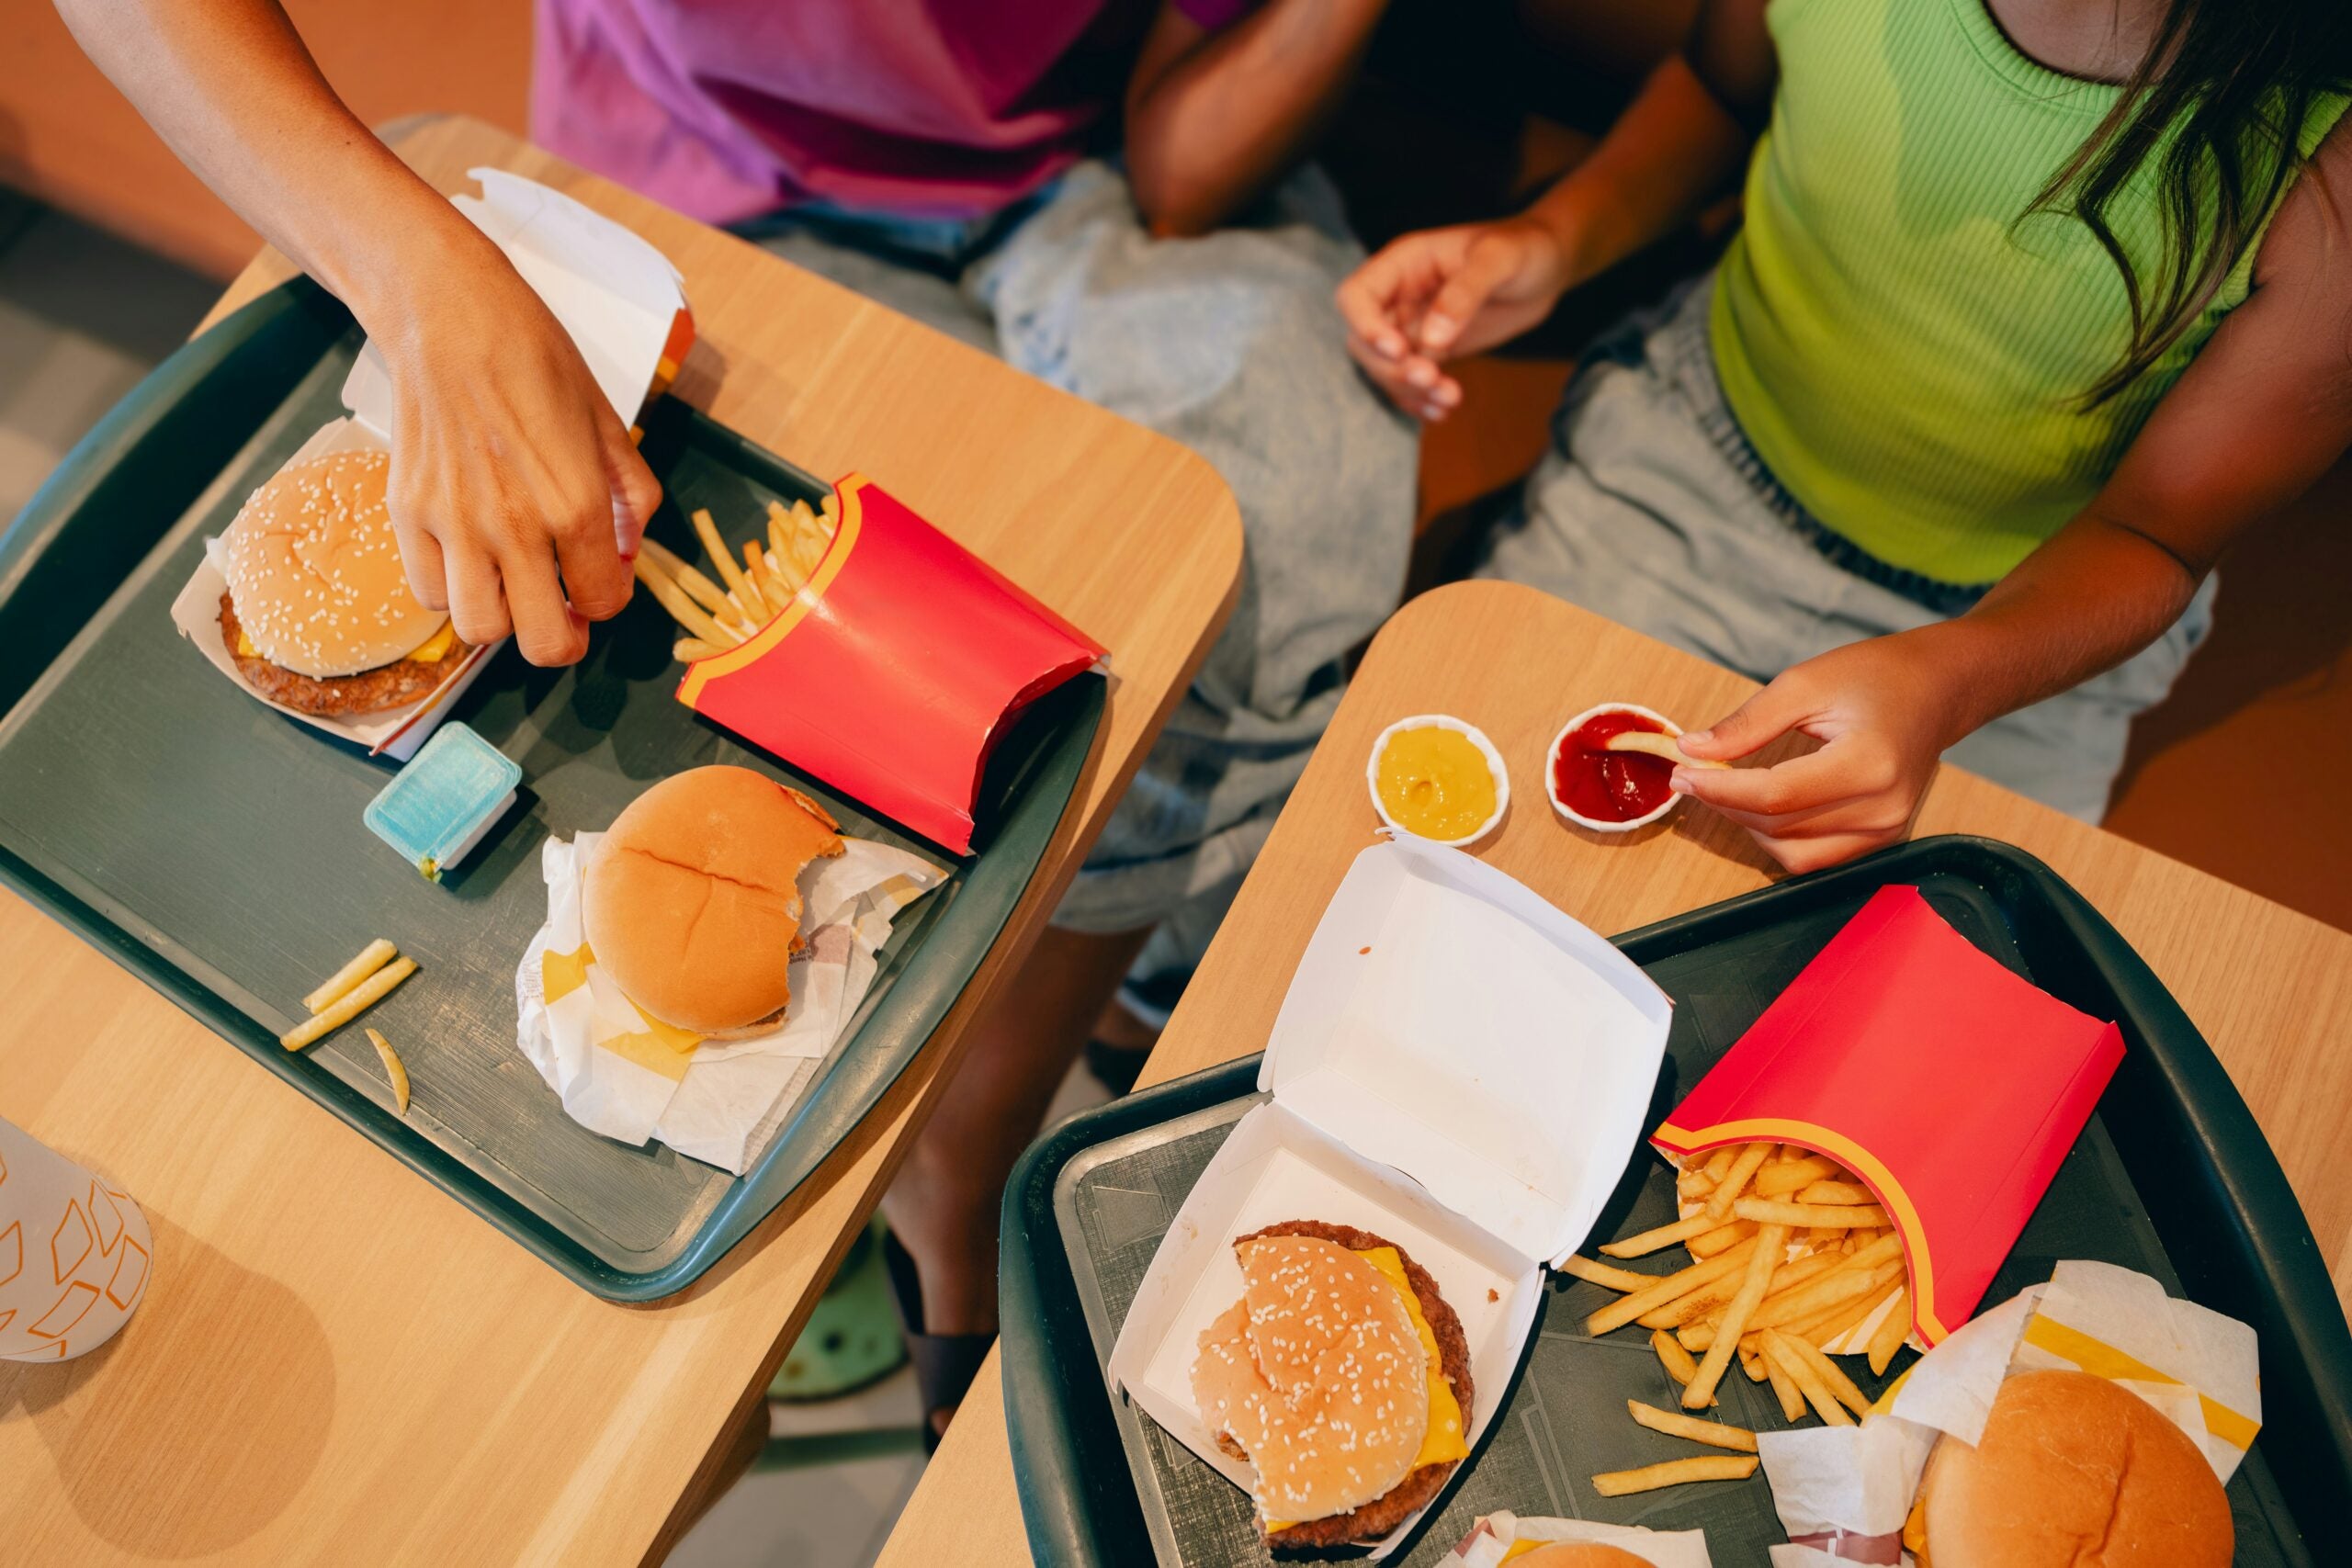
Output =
[{"x1": 0, "y1": 1116, "x2": 153, "y2": 1361}]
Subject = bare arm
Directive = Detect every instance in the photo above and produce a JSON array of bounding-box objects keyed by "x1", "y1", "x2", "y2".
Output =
[
  {"x1": 1678, "y1": 120, "x2": 2352, "y2": 870},
  {"x1": 1123, "y1": 0, "x2": 1387, "y2": 238},
  {"x1": 53, "y1": 0, "x2": 660, "y2": 666},
  {"x1": 1335, "y1": 0, "x2": 1769, "y2": 417}
]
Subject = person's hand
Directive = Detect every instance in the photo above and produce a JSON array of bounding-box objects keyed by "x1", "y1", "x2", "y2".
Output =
[
  {"x1": 1334, "y1": 218, "x2": 1572, "y2": 421},
  {"x1": 1671, "y1": 631, "x2": 1972, "y2": 874},
  {"x1": 370, "y1": 235, "x2": 662, "y2": 667}
]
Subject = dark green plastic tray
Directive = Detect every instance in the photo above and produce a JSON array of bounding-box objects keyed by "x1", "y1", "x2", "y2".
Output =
[
  {"x1": 1001, "y1": 836, "x2": 2350, "y2": 1564},
  {"x1": 0, "y1": 276, "x2": 1102, "y2": 1300}
]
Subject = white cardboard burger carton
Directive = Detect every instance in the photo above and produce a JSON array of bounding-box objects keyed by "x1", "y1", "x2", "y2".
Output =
[
  {"x1": 1107, "y1": 833, "x2": 1672, "y2": 1556},
  {"x1": 171, "y1": 169, "x2": 687, "y2": 761}
]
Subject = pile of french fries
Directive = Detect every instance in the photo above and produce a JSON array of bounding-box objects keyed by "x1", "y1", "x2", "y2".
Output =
[
  {"x1": 631, "y1": 495, "x2": 840, "y2": 662},
  {"x1": 1573, "y1": 1141, "x2": 1915, "y2": 1497}
]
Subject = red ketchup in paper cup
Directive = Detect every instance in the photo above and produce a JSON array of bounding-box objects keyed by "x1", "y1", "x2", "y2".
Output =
[{"x1": 1546, "y1": 703, "x2": 1687, "y2": 832}]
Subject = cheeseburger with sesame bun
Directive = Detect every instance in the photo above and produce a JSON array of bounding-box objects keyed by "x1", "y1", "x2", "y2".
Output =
[
  {"x1": 216, "y1": 449, "x2": 469, "y2": 716},
  {"x1": 1902, "y1": 1369, "x2": 2231, "y2": 1568},
  {"x1": 1190, "y1": 1221, "x2": 1473, "y2": 1551}
]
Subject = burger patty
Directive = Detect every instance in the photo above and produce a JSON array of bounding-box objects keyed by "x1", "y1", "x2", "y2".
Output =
[
  {"x1": 220, "y1": 592, "x2": 469, "y2": 716},
  {"x1": 1232, "y1": 1219, "x2": 1476, "y2": 1551}
]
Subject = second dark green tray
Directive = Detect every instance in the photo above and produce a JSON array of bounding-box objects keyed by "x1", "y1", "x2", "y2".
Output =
[{"x1": 0, "y1": 277, "x2": 1102, "y2": 1299}]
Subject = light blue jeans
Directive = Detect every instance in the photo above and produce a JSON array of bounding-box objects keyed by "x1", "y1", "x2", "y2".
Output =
[
  {"x1": 1481, "y1": 277, "x2": 2214, "y2": 823},
  {"x1": 747, "y1": 163, "x2": 1416, "y2": 988}
]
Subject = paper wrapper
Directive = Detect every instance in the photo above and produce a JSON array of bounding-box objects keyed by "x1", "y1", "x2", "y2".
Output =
[
  {"x1": 1439, "y1": 1511, "x2": 1712, "y2": 1566},
  {"x1": 0, "y1": 1116, "x2": 153, "y2": 1361},
  {"x1": 1755, "y1": 1260, "x2": 2260, "y2": 1562},
  {"x1": 513, "y1": 829, "x2": 943, "y2": 1174},
  {"x1": 673, "y1": 474, "x2": 1103, "y2": 854},
  {"x1": 1652, "y1": 886, "x2": 2122, "y2": 1347}
]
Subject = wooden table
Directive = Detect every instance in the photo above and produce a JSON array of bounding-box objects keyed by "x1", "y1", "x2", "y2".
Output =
[
  {"x1": 0, "y1": 118, "x2": 1239, "y2": 1566},
  {"x1": 879, "y1": 579, "x2": 2352, "y2": 1565}
]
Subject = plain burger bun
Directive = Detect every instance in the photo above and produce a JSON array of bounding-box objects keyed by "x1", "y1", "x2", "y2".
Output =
[
  {"x1": 1189, "y1": 1219, "x2": 1474, "y2": 1550},
  {"x1": 1918, "y1": 1369, "x2": 2230, "y2": 1568},
  {"x1": 219, "y1": 449, "x2": 446, "y2": 679},
  {"x1": 582, "y1": 766, "x2": 843, "y2": 1035},
  {"x1": 1510, "y1": 1546, "x2": 1654, "y2": 1567}
]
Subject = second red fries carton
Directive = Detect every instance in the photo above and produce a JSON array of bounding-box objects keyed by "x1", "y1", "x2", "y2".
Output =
[
  {"x1": 673, "y1": 475, "x2": 1103, "y2": 855},
  {"x1": 1651, "y1": 886, "x2": 2123, "y2": 1346}
]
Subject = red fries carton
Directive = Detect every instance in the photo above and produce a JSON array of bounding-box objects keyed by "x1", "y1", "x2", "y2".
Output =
[
  {"x1": 673, "y1": 475, "x2": 1103, "y2": 854},
  {"x1": 1651, "y1": 886, "x2": 2123, "y2": 1346}
]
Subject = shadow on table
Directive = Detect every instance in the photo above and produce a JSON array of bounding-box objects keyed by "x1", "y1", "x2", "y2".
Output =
[{"x1": 1, "y1": 1207, "x2": 335, "y2": 1557}]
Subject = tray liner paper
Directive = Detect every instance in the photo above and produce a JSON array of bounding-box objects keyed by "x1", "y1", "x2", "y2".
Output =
[
  {"x1": 1651, "y1": 886, "x2": 2124, "y2": 1345},
  {"x1": 673, "y1": 474, "x2": 1103, "y2": 855}
]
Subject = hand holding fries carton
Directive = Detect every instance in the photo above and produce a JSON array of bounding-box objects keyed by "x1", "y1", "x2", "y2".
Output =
[
  {"x1": 1106, "y1": 834, "x2": 1671, "y2": 1557},
  {"x1": 1754, "y1": 1260, "x2": 2260, "y2": 1558},
  {"x1": 663, "y1": 476, "x2": 1103, "y2": 855},
  {"x1": 172, "y1": 171, "x2": 693, "y2": 760},
  {"x1": 1651, "y1": 886, "x2": 2123, "y2": 1348}
]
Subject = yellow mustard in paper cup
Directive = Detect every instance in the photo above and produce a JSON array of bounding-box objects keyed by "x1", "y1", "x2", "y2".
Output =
[{"x1": 1366, "y1": 715, "x2": 1507, "y2": 847}]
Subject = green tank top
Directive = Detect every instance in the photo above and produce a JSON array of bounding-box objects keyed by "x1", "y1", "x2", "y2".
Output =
[{"x1": 1709, "y1": 0, "x2": 2348, "y2": 585}]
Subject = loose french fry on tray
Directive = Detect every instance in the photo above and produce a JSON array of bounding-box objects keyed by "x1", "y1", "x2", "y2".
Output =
[
  {"x1": 1601, "y1": 1213, "x2": 1722, "y2": 1258},
  {"x1": 693, "y1": 507, "x2": 768, "y2": 622},
  {"x1": 1734, "y1": 1198, "x2": 1892, "y2": 1229},
  {"x1": 1629, "y1": 1399, "x2": 1758, "y2": 1453},
  {"x1": 1764, "y1": 1345, "x2": 1807, "y2": 1423},
  {"x1": 281, "y1": 956, "x2": 416, "y2": 1052},
  {"x1": 1762, "y1": 1330, "x2": 1852, "y2": 1427},
  {"x1": 1651, "y1": 1328, "x2": 1699, "y2": 1387},
  {"x1": 1783, "y1": 1331, "x2": 1874, "y2": 1417},
  {"x1": 1868, "y1": 1286, "x2": 1914, "y2": 1374},
  {"x1": 1741, "y1": 1345, "x2": 1769, "y2": 1382},
  {"x1": 634, "y1": 554, "x2": 738, "y2": 649},
  {"x1": 1586, "y1": 1237, "x2": 1759, "y2": 1337},
  {"x1": 303, "y1": 938, "x2": 398, "y2": 1013},
  {"x1": 1685, "y1": 1223, "x2": 1787, "y2": 1408},
  {"x1": 1590, "y1": 1455, "x2": 1758, "y2": 1496},
  {"x1": 1704, "y1": 1141, "x2": 1773, "y2": 1220},
  {"x1": 1562, "y1": 1254, "x2": 1654, "y2": 1292},
  {"x1": 366, "y1": 1026, "x2": 410, "y2": 1115},
  {"x1": 1754, "y1": 1154, "x2": 1841, "y2": 1196}
]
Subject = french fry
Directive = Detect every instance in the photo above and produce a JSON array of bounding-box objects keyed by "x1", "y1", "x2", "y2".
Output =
[
  {"x1": 1755, "y1": 1155, "x2": 1841, "y2": 1196},
  {"x1": 1672, "y1": 1250, "x2": 1843, "y2": 1339},
  {"x1": 766, "y1": 511, "x2": 801, "y2": 592},
  {"x1": 634, "y1": 554, "x2": 737, "y2": 649},
  {"x1": 1628, "y1": 1399, "x2": 1757, "y2": 1453},
  {"x1": 1701, "y1": 1146, "x2": 1740, "y2": 1182},
  {"x1": 638, "y1": 539, "x2": 742, "y2": 626},
  {"x1": 365, "y1": 1027, "x2": 410, "y2": 1116},
  {"x1": 1590, "y1": 1456, "x2": 1758, "y2": 1496},
  {"x1": 303, "y1": 938, "x2": 398, "y2": 1013},
  {"x1": 1562, "y1": 1254, "x2": 1655, "y2": 1292},
  {"x1": 1765, "y1": 1345, "x2": 1806, "y2": 1422},
  {"x1": 1807, "y1": 1226, "x2": 1848, "y2": 1248},
  {"x1": 281, "y1": 956, "x2": 416, "y2": 1052},
  {"x1": 745, "y1": 540, "x2": 779, "y2": 602},
  {"x1": 1774, "y1": 1143, "x2": 1807, "y2": 1162},
  {"x1": 1782, "y1": 1331, "x2": 1874, "y2": 1417},
  {"x1": 1749, "y1": 1245, "x2": 1905, "y2": 1335},
  {"x1": 1704, "y1": 1142, "x2": 1773, "y2": 1220},
  {"x1": 1763, "y1": 1330, "x2": 1852, "y2": 1426},
  {"x1": 1601, "y1": 1213, "x2": 1724, "y2": 1258},
  {"x1": 1651, "y1": 1329, "x2": 1699, "y2": 1388},
  {"x1": 820, "y1": 491, "x2": 840, "y2": 524},
  {"x1": 1734, "y1": 1199, "x2": 1892, "y2": 1229},
  {"x1": 1685, "y1": 1223, "x2": 1786, "y2": 1408},
  {"x1": 1677, "y1": 1166, "x2": 1716, "y2": 1200},
  {"x1": 1798, "y1": 1179, "x2": 1875, "y2": 1206},
  {"x1": 1586, "y1": 1238, "x2": 1760, "y2": 1337},
  {"x1": 1642, "y1": 1284, "x2": 1735, "y2": 1330},
  {"x1": 1803, "y1": 1278, "x2": 1904, "y2": 1349},
  {"x1": 674, "y1": 638, "x2": 723, "y2": 663},
  {"x1": 1740, "y1": 1346, "x2": 1768, "y2": 1382},
  {"x1": 1687, "y1": 1218, "x2": 1759, "y2": 1258},
  {"x1": 1868, "y1": 1286, "x2": 1914, "y2": 1375},
  {"x1": 693, "y1": 507, "x2": 768, "y2": 622}
]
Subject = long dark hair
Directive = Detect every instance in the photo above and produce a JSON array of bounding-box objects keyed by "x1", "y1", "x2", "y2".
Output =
[{"x1": 2030, "y1": 0, "x2": 2351, "y2": 405}]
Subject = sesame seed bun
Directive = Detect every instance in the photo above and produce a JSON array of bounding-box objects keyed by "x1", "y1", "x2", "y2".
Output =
[
  {"x1": 218, "y1": 450, "x2": 447, "y2": 682},
  {"x1": 1917, "y1": 1369, "x2": 2231, "y2": 1568},
  {"x1": 1510, "y1": 1545, "x2": 1654, "y2": 1567},
  {"x1": 582, "y1": 767, "x2": 844, "y2": 1036},
  {"x1": 1189, "y1": 1220, "x2": 1473, "y2": 1550}
]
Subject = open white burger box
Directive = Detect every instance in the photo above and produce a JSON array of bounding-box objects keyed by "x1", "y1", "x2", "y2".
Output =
[
  {"x1": 1106, "y1": 834, "x2": 1672, "y2": 1556},
  {"x1": 170, "y1": 170, "x2": 689, "y2": 760}
]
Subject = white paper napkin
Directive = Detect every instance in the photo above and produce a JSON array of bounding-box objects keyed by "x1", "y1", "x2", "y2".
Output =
[{"x1": 514, "y1": 829, "x2": 944, "y2": 1173}]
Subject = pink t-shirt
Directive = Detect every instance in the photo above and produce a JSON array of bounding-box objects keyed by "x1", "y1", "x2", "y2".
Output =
[{"x1": 533, "y1": 0, "x2": 1261, "y2": 224}]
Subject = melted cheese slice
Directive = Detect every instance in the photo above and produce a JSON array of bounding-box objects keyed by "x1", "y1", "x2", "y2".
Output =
[
  {"x1": 236, "y1": 617, "x2": 457, "y2": 663},
  {"x1": 1263, "y1": 1244, "x2": 1467, "y2": 1533}
]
